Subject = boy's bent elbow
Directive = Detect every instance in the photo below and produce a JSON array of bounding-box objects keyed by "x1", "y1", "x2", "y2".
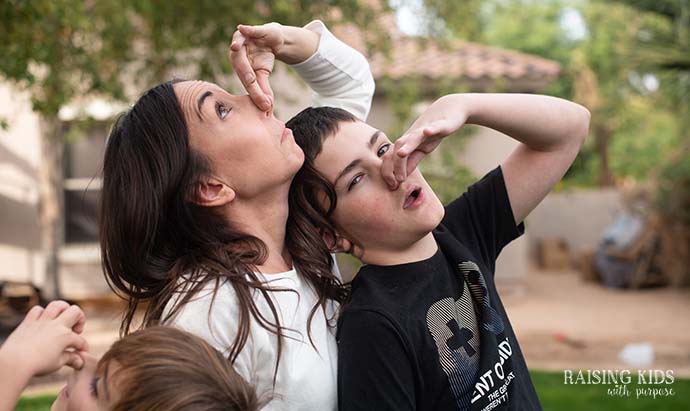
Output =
[{"x1": 573, "y1": 103, "x2": 591, "y2": 146}]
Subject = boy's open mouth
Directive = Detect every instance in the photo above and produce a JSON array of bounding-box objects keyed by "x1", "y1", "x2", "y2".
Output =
[{"x1": 403, "y1": 186, "x2": 422, "y2": 209}]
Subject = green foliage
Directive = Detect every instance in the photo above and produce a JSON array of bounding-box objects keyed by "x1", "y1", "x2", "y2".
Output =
[
  {"x1": 407, "y1": 0, "x2": 689, "y2": 188},
  {"x1": 0, "y1": 0, "x2": 369, "y2": 118},
  {"x1": 609, "y1": 97, "x2": 679, "y2": 180},
  {"x1": 657, "y1": 147, "x2": 690, "y2": 227},
  {"x1": 16, "y1": 394, "x2": 56, "y2": 411},
  {"x1": 608, "y1": 0, "x2": 690, "y2": 236}
]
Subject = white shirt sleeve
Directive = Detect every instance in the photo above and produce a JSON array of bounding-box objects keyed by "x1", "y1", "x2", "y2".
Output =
[{"x1": 290, "y1": 20, "x2": 375, "y2": 121}]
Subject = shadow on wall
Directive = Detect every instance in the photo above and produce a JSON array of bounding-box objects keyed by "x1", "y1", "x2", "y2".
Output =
[{"x1": 0, "y1": 143, "x2": 40, "y2": 250}]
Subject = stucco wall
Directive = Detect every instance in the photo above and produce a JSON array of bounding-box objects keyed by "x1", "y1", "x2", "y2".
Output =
[
  {"x1": 0, "y1": 83, "x2": 45, "y2": 287},
  {"x1": 525, "y1": 188, "x2": 623, "y2": 256}
]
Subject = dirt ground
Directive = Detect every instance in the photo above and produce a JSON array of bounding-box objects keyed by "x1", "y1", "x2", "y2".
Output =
[
  {"x1": 22, "y1": 268, "x2": 690, "y2": 396},
  {"x1": 498, "y1": 269, "x2": 690, "y2": 378}
]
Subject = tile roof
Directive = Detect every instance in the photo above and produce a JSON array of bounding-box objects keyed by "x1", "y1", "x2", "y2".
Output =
[{"x1": 331, "y1": 19, "x2": 560, "y2": 84}]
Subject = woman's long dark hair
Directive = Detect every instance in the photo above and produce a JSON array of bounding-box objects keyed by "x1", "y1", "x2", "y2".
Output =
[{"x1": 99, "y1": 81, "x2": 345, "y2": 379}]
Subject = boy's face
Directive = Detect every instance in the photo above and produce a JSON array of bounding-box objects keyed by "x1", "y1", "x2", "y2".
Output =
[{"x1": 314, "y1": 120, "x2": 445, "y2": 261}]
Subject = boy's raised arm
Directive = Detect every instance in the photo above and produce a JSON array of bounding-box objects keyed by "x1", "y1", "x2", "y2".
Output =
[
  {"x1": 383, "y1": 93, "x2": 590, "y2": 224},
  {"x1": 465, "y1": 94, "x2": 589, "y2": 224}
]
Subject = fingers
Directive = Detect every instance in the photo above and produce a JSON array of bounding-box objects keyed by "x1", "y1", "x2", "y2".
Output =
[
  {"x1": 42, "y1": 300, "x2": 71, "y2": 320},
  {"x1": 24, "y1": 305, "x2": 44, "y2": 322},
  {"x1": 61, "y1": 351, "x2": 85, "y2": 370},
  {"x1": 406, "y1": 151, "x2": 426, "y2": 176},
  {"x1": 230, "y1": 49, "x2": 271, "y2": 111},
  {"x1": 64, "y1": 332, "x2": 89, "y2": 353},
  {"x1": 238, "y1": 24, "x2": 261, "y2": 39},
  {"x1": 238, "y1": 23, "x2": 280, "y2": 45},
  {"x1": 57, "y1": 304, "x2": 86, "y2": 334},
  {"x1": 229, "y1": 32, "x2": 271, "y2": 111},
  {"x1": 392, "y1": 139, "x2": 409, "y2": 186},
  {"x1": 396, "y1": 130, "x2": 424, "y2": 158},
  {"x1": 390, "y1": 130, "x2": 424, "y2": 188},
  {"x1": 255, "y1": 69, "x2": 274, "y2": 107},
  {"x1": 230, "y1": 29, "x2": 245, "y2": 52}
]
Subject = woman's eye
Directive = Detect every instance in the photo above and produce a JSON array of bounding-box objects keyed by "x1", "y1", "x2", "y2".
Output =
[
  {"x1": 348, "y1": 174, "x2": 363, "y2": 191},
  {"x1": 377, "y1": 143, "x2": 391, "y2": 157},
  {"x1": 216, "y1": 102, "x2": 230, "y2": 119}
]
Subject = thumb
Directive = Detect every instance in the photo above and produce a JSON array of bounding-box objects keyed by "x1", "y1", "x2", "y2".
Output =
[
  {"x1": 238, "y1": 24, "x2": 268, "y2": 39},
  {"x1": 237, "y1": 24, "x2": 256, "y2": 36},
  {"x1": 397, "y1": 131, "x2": 425, "y2": 157},
  {"x1": 423, "y1": 119, "x2": 452, "y2": 137}
]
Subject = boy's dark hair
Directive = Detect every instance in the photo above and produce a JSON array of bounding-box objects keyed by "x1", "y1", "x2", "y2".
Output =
[{"x1": 286, "y1": 106, "x2": 358, "y2": 262}]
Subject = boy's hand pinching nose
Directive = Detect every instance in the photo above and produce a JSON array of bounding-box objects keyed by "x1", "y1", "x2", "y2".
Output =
[{"x1": 382, "y1": 95, "x2": 470, "y2": 189}]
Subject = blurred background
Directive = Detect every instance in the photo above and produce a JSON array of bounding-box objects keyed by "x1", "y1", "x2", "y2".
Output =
[{"x1": 1, "y1": 0, "x2": 689, "y2": 409}]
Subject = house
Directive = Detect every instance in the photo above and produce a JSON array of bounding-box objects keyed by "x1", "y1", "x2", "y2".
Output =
[{"x1": 0, "y1": 16, "x2": 561, "y2": 299}]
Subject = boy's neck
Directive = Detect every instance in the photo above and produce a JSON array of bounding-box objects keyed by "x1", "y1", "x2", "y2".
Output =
[{"x1": 361, "y1": 233, "x2": 438, "y2": 267}]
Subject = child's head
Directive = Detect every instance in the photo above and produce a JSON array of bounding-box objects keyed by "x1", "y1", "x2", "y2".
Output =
[
  {"x1": 51, "y1": 326, "x2": 260, "y2": 411},
  {"x1": 287, "y1": 107, "x2": 445, "y2": 264}
]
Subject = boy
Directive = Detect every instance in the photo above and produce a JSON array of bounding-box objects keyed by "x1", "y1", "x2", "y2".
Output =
[{"x1": 287, "y1": 93, "x2": 590, "y2": 411}]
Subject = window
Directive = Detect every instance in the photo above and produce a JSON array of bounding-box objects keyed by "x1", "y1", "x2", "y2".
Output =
[{"x1": 63, "y1": 123, "x2": 107, "y2": 244}]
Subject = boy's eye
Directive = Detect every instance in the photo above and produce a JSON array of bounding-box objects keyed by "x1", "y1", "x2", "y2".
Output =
[
  {"x1": 377, "y1": 143, "x2": 391, "y2": 157},
  {"x1": 348, "y1": 174, "x2": 363, "y2": 191},
  {"x1": 216, "y1": 102, "x2": 231, "y2": 119}
]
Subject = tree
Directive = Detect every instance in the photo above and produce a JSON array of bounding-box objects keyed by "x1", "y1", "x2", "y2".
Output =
[
  {"x1": 410, "y1": 0, "x2": 683, "y2": 187},
  {"x1": 610, "y1": 0, "x2": 690, "y2": 285},
  {"x1": 0, "y1": 0, "x2": 370, "y2": 298}
]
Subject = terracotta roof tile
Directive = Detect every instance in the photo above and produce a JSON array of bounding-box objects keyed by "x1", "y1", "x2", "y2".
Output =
[{"x1": 331, "y1": 22, "x2": 560, "y2": 84}]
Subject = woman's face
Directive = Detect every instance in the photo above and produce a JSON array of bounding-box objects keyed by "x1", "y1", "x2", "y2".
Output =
[
  {"x1": 174, "y1": 80, "x2": 305, "y2": 200},
  {"x1": 51, "y1": 353, "x2": 111, "y2": 411}
]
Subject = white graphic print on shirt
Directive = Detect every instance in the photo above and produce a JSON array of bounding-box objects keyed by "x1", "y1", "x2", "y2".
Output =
[{"x1": 426, "y1": 261, "x2": 513, "y2": 410}]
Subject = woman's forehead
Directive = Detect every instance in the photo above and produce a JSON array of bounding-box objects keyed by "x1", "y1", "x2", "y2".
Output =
[{"x1": 174, "y1": 80, "x2": 231, "y2": 121}]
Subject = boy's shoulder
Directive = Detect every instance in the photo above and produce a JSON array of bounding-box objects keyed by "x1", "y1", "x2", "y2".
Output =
[{"x1": 438, "y1": 165, "x2": 524, "y2": 274}]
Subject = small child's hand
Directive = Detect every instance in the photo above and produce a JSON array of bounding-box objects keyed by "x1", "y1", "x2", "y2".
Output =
[
  {"x1": 0, "y1": 300, "x2": 88, "y2": 378},
  {"x1": 381, "y1": 94, "x2": 469, "y2": 189}
]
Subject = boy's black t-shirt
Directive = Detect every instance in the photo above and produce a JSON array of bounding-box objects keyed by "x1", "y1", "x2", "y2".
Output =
[{"x1": 337, "y1": 166, "x2": 541, "y2": 411}]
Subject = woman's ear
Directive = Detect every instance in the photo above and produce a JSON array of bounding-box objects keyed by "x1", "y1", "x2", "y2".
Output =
[{"x1": 193, "y1": 177, "x2": 235, "y2": 207}]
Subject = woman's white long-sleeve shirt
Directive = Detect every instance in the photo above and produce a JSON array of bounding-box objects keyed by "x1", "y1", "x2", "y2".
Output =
[{"x1": 164, "y1": 20, "x2": 374, "y2": 411}]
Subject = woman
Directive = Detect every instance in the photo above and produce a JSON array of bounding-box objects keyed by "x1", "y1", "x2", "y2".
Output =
[{"x1": 99, "y1": 20, "x2": 373, "y2": 410}]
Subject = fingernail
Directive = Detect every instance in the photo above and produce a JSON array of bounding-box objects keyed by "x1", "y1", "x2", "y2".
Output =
[
  {"x1": 261, "y1": 100, "x2": 271, "y2": 111},
  {"x1": 396, "y1": 174, "x2": 405, "y2": 182},
  {"x1": 244, "y1": 72, "x2": 255, "y2": 83}
]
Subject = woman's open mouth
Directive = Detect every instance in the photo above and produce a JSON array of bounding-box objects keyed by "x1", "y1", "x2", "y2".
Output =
[{"x1": 403, "y1": 186, "x2": 424, "y2": 209}]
